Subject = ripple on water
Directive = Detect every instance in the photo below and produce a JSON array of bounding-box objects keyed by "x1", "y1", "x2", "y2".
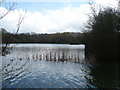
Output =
[
  {"x1": 2, "y1": 44, "x2": 96, "y2": 88},
  {"x1": 2, "y1": 60, "x2": 96, "y2": 88}
]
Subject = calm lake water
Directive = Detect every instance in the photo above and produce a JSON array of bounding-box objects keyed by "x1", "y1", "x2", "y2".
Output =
[{"x1": 1, "y1": 44, "x2": 120, "y2": 88}]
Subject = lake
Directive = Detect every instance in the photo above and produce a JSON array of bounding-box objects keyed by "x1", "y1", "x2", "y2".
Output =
[{"x1": 1, "y1": 44, "x2": 120, "y2": 88}]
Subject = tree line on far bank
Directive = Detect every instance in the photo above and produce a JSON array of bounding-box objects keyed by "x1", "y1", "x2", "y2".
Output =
[{"x1": 1, "y1": 29, "x2": 85, "y2": 44}]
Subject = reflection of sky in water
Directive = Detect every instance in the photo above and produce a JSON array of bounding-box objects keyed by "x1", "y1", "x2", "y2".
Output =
[
  {"x1": 2, "y1": 60, "x2": 95, "y2": 88},
  {"x1": 2, "y1": 44, "x2": 96, "y2": 88},
  {"x1": 10, "y1": 44, "x2": 85, "y2": 48},
  {"x1": 2, "y1": 44, "x2": 120, "y2": 88}
]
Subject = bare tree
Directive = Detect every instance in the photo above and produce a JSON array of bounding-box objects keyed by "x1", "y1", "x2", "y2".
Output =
[
  {"x1": 0, "y1": 1, "x2": 31, "y2": 84},
  {"x1": 0, "y1": 0, "x2": 26, "y2": 55},
  {"x1": 0, "y1": 0, "x2": 15, "y2": 55},
  {"x1": 1, "y1": 11, "x2": 26, "y2": 55}
]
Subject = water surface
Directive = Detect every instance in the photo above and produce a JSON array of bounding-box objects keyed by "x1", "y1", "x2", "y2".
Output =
[{"x1": 1, "y1": 44, "x2": 120, "y2": 88}]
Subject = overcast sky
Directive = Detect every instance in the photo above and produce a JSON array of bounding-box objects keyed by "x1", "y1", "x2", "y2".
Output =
[{"x1": 0, "y1": 0, "x2": 118, "y2": 34}]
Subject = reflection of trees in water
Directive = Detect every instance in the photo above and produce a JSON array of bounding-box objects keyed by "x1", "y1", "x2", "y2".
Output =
[
  {"x1": 10, "y1": 48, "x2": 85, "y2": 63},
  {"x1": 88, "y1": 63, "x2": 120, "y2": 88},
  {"x1": 1, "y1": 47, "x2": 85, "y2": 83}
]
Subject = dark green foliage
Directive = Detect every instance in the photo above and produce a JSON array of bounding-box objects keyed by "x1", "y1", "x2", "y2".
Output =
[
  {"x1": 85, "y1": 8, "x2": 120, "y2": 62},
  {"x1": 2, "y1": 32, "x2": 84, "y2": 44}
]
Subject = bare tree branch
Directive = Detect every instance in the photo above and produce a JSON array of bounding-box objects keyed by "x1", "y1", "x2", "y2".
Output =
[
  {"x1": 1, "y1": 10, "x2": 26, "y2": 55},
  {"x1": 0, "y1": 1, "x2": 15, "y2": 20},
  {"x1": 16, "y1": 10, "x2": 26, "y2": 33},
  {"x1": 0, "y1": 0, "x2": 26, "y2": 55}
]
